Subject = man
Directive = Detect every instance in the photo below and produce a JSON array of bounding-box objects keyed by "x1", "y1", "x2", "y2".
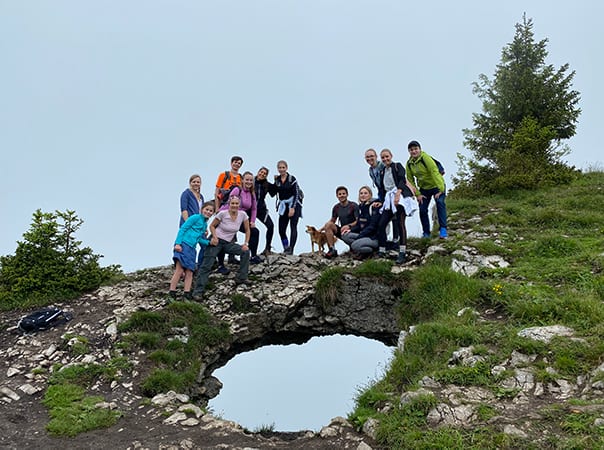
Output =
[
  {"x1": 322, "y1": 186, "x2": 358, "y2": 258},
  {"x1": 406, "y1": 140, "x2": 448, "y2": 239},
  {"x1": 213, "y1": 155, "x2": 244, "y2": 272},
  {"x1": 214, "y1": 155, "x2": 243, "y2": 210},
  {"x1": 364, "y1": 148, "x2": 383, "y2": 189}
]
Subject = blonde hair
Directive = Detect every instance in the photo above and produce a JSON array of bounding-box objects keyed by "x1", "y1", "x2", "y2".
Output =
[{"x1": 358, "y1": 185, "x2": 373, "y2": 202}]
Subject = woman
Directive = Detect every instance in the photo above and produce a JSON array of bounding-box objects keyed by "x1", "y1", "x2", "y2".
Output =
[
  {"x1": 341, "y1": 186, "x2": 380, "y2": 258},
  {"x1": 272, "y1": 160, "x2": 302, "y2": 255},
  {"x1": 222, "y1": 171, "x2": 261, "y2": 264},
  {"x1": 180, "y1": 174, "x2": 204, "y2": 226},
  {"x1": 254, "y1": 166, "x2": 275, "y2": 255},
  {"x1": 192, "y1": 196, "x2": 251, "y2": 300},
  {"x1": 169, "y1": 201, "x2": 215, "y2": 300},
  {"x1": 376, "y1": 148, "x2": 417, "y2": 264}
]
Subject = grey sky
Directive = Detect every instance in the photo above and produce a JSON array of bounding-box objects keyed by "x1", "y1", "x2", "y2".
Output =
[{"x1": 1, "y1": 1, "x2": 601, "y2": 271}]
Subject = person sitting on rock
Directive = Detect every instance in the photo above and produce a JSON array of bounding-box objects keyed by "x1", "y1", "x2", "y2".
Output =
[
  {"x1": 193, "y1": 196, "x2": 251, "y2": 300},
  {"x1": 322, "y1": 186, "x2": 358, "y2": 258},
  {"x1": 341, "y1": 186, "x2": 380, "y2": 259}
]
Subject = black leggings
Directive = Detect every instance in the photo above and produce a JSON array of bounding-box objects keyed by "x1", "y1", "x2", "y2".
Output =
[
  {"x1": 377, "y1": 205, "x2": 407, "y2": 247},
  {"x1": 278, "y1": 205, "x2": 301, "y2": 251},
  {"x1": 256, "y1": 205, "x2": 274, "y2": 251}
]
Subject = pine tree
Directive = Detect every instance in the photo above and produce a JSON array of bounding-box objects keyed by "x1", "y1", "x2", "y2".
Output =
[{"x1": 458, "y1": 14, "x2": 581, "y2": 194}]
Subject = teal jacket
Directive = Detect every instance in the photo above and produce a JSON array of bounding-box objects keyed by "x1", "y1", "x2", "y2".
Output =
[
  {"x1": 174, "y1": 214, "x2": 210, "y2": 248},
  {"x1": 406, "y1": 151, "x2": 445, "y2": 193}
]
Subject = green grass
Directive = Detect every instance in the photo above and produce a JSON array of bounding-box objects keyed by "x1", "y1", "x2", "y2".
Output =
[
  {"x1": 315, "y1": 266, "x2": 345, "y2": 309},
  {"x1": 117, "y1": 300, "x2": 230, "y2": 397},
  {"x1": 351, "y1": 171, "x2": 604, "y2": 448}
]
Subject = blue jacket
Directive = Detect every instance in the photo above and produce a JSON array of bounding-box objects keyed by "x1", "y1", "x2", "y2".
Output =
[
  {"x1": 174, "y1": 214, "x2": 210, "y2": 248},
  {"x1": 179, "y1": 189, "x2": 204, "y2": 226}
]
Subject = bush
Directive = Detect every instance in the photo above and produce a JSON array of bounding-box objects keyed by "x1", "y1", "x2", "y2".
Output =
[{"x1": 0, "y1": 209, "x2": 121, "y2": 310}]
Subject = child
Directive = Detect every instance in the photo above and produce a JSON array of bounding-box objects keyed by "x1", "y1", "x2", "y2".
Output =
[{"x1": 168, "y1": 201, "x2": 215, "y2": 300}]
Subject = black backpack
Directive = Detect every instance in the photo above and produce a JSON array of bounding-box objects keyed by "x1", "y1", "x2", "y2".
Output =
[
  {"x1": 217, "y1": 171, "x2": 241, "y2": 207},
  {"x1": 420, "y1": 156, "x2": 445, "y2": 175},
  {"x1": 18, "y1": 307, "x2": 73, "y2": 333}
]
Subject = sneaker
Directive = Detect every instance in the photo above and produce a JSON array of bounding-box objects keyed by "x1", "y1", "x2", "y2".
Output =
[
  {"x1": 283, "y1": 247, "x2": 294, "y2": 255},
  {"x1": 422, "y1": 232, "x2": 431, "y2": 239},
  {"x1": 377, "y1": 251, "x2": 386, "y2": 259},
  {"x1": 216, "y1": 265, "x2": 230, "y2": 275},
  {"x1": 228, "y1": 255, "x2": 240, "y2": 264},
  {"x1": 191, "y1": 291, "x2": 203, "y2": 301},
  {"x1": 439, "y1": 228, "x2": 448, "y2": 239},
  {"x1": 396, "y1": 252, "x2": 407, "y2": 264},
  {"x1": 325, "y1": 248, "x2": 338, "y2": 259},
  {"x1": 250, "y1": 255, "x2": 262, "y2": 264}
]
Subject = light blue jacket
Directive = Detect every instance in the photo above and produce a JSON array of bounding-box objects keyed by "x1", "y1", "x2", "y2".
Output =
[{"x1": 174, "y1": 214, "x2": 210, "y2": 248}]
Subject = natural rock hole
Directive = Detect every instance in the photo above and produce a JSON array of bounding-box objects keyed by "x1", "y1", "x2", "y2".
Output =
[{"x1": 209, "y1": 335, "x2": 393, "y2": 431}]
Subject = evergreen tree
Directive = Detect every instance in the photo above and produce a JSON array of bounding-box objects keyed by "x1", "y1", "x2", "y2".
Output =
[
  {"x1": 457, "y1": 14, "x2": 581, "y2": 194},
  {"x1": 0, "y1": 209, "x2": 121, "y2": 309}
]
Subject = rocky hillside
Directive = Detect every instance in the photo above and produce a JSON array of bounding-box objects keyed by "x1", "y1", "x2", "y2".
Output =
[{"x1": 1, "y1": 171, "x2": 602, "y2": 449}]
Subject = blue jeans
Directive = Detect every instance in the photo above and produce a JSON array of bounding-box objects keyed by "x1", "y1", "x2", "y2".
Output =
[{"x1": 419, "y1": 188, "x2": 447, "y2": 235}]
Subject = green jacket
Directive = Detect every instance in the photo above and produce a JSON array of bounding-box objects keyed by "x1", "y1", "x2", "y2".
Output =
[{"x1": 406, "y1": 151, "x2": 445, "y2": 194}]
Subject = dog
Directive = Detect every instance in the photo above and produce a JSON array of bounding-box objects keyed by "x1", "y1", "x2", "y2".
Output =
[{"x1": 305, "y1": 225, "x2": 328, "y2": 254}]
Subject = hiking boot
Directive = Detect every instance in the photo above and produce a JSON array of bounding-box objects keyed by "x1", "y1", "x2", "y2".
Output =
[
  {"x1": 183, "y1": 291, "x2": 193, "y2": 301},
  {"x1": 191, "y1": 292, "x2": 203, "y2": 302},
  {"x1": 228, "y1": 255, "x2": 240, "y2": 264},
  {"x1": 396, "y1": 251, "x2": 407, "y2": 264},
  {"x1": 168, "y1": 290, "x2": 177, "y2": 299},
  {"x1": 325, "y1": 248, "x2": 338, "y2": 259},
  {"x1": 377, "y1": 251, "x2": 386, "y2": 258},
  {"x1": 216, "y1": 265, "x2": 230, "y2": 275},
  {"x1": 250, "y1": 255, "x2": 262, "y2": 265},
  {"x1": 439, "y1": 228, "x2": 448, "y2": 239},
  {"x1": 283, "y1": 247, "x2": 294, "y2": 255},
  {"x1": 235, "y1": 278, "x2": 248, "y2": 286},
  {"x1": 422, "y1": 232, "x2": 431, "y2": 239}
]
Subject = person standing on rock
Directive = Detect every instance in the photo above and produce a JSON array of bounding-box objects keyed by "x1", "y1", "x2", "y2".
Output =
[
  {"x1": 169, "y1": 201, "x2": 215, "y2": 300},
  {"x1": 376, "y1": 148, "x2": 417, "y2": 264},
  {"x1": 405, "y1": 140, "x2": 448, "y2": 239},
  {"x1": 179, "y1": 173, "x2": 206, "y2": 267},
  {"x1": 192, "y1": 196, "x2": 251, "y2": 300},
  {"x1": 272, "y1": 160, "x2": 302, "y2": 255},
  {"x1": 254, "y1": 166, "x2": 275, "y2": 255},
  {"x1": 220, "y1": 171, "x2": 262, "y2": 264}
]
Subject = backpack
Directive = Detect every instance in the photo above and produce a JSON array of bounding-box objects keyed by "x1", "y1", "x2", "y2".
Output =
[
  {"x1": 275, "y1": 174, "x2": 304, "y2": 205},
  {"x1": 217, "y1": 171, "x2": 241, "y2": 207},
  {"x1": 420, "y1": 156, "x2": 445, "y2": 176},
  {"x1": 18, "y1": 307, "x2": 73, "y2": 333}
]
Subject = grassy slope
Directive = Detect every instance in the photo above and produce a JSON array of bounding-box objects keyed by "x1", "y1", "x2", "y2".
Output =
[{"x1": 350, "y1": 171, "x2": 604, "y2": 449}]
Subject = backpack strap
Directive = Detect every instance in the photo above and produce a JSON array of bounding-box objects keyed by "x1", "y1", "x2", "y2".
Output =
[{"x1": 219, "y1": 171, "x2": 231, "y2": 189}]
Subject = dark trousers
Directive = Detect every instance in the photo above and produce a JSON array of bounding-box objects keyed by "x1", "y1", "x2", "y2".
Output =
[
  {"x1": 278, "y1": 204, "x2": 301, "y2": 250},
  {"x1": 194, "y1": 239, "x2": 250, "y2": 295},
  {"x1": 377, "y1": 205, "x2": 407, "y2": 247}
]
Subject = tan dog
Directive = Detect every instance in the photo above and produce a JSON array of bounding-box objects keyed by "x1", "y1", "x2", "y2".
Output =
[{"x1": 306, "y1": 225, "x2": 328, "y2": 254}]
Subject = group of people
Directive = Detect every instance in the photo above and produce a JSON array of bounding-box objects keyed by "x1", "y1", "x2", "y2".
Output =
[
  {"x1": 169, "y1": 157, "x2": 303, "y2": 300},
  {"x1": 168, "y1": 141, "x2": 448, "y2": 300},
  {"x1": 323, "y1": 140, "x2": 448, "y2": 263}
]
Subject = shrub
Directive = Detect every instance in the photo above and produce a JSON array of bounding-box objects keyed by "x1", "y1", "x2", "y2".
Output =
[{"x1": 0, "y1": 209, "x2": 121, "y2": 310}]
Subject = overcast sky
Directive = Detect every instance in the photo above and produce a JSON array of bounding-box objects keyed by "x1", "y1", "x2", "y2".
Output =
[{"x1": 1, "y1": 0, "x2": 601, "y2": 431}]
